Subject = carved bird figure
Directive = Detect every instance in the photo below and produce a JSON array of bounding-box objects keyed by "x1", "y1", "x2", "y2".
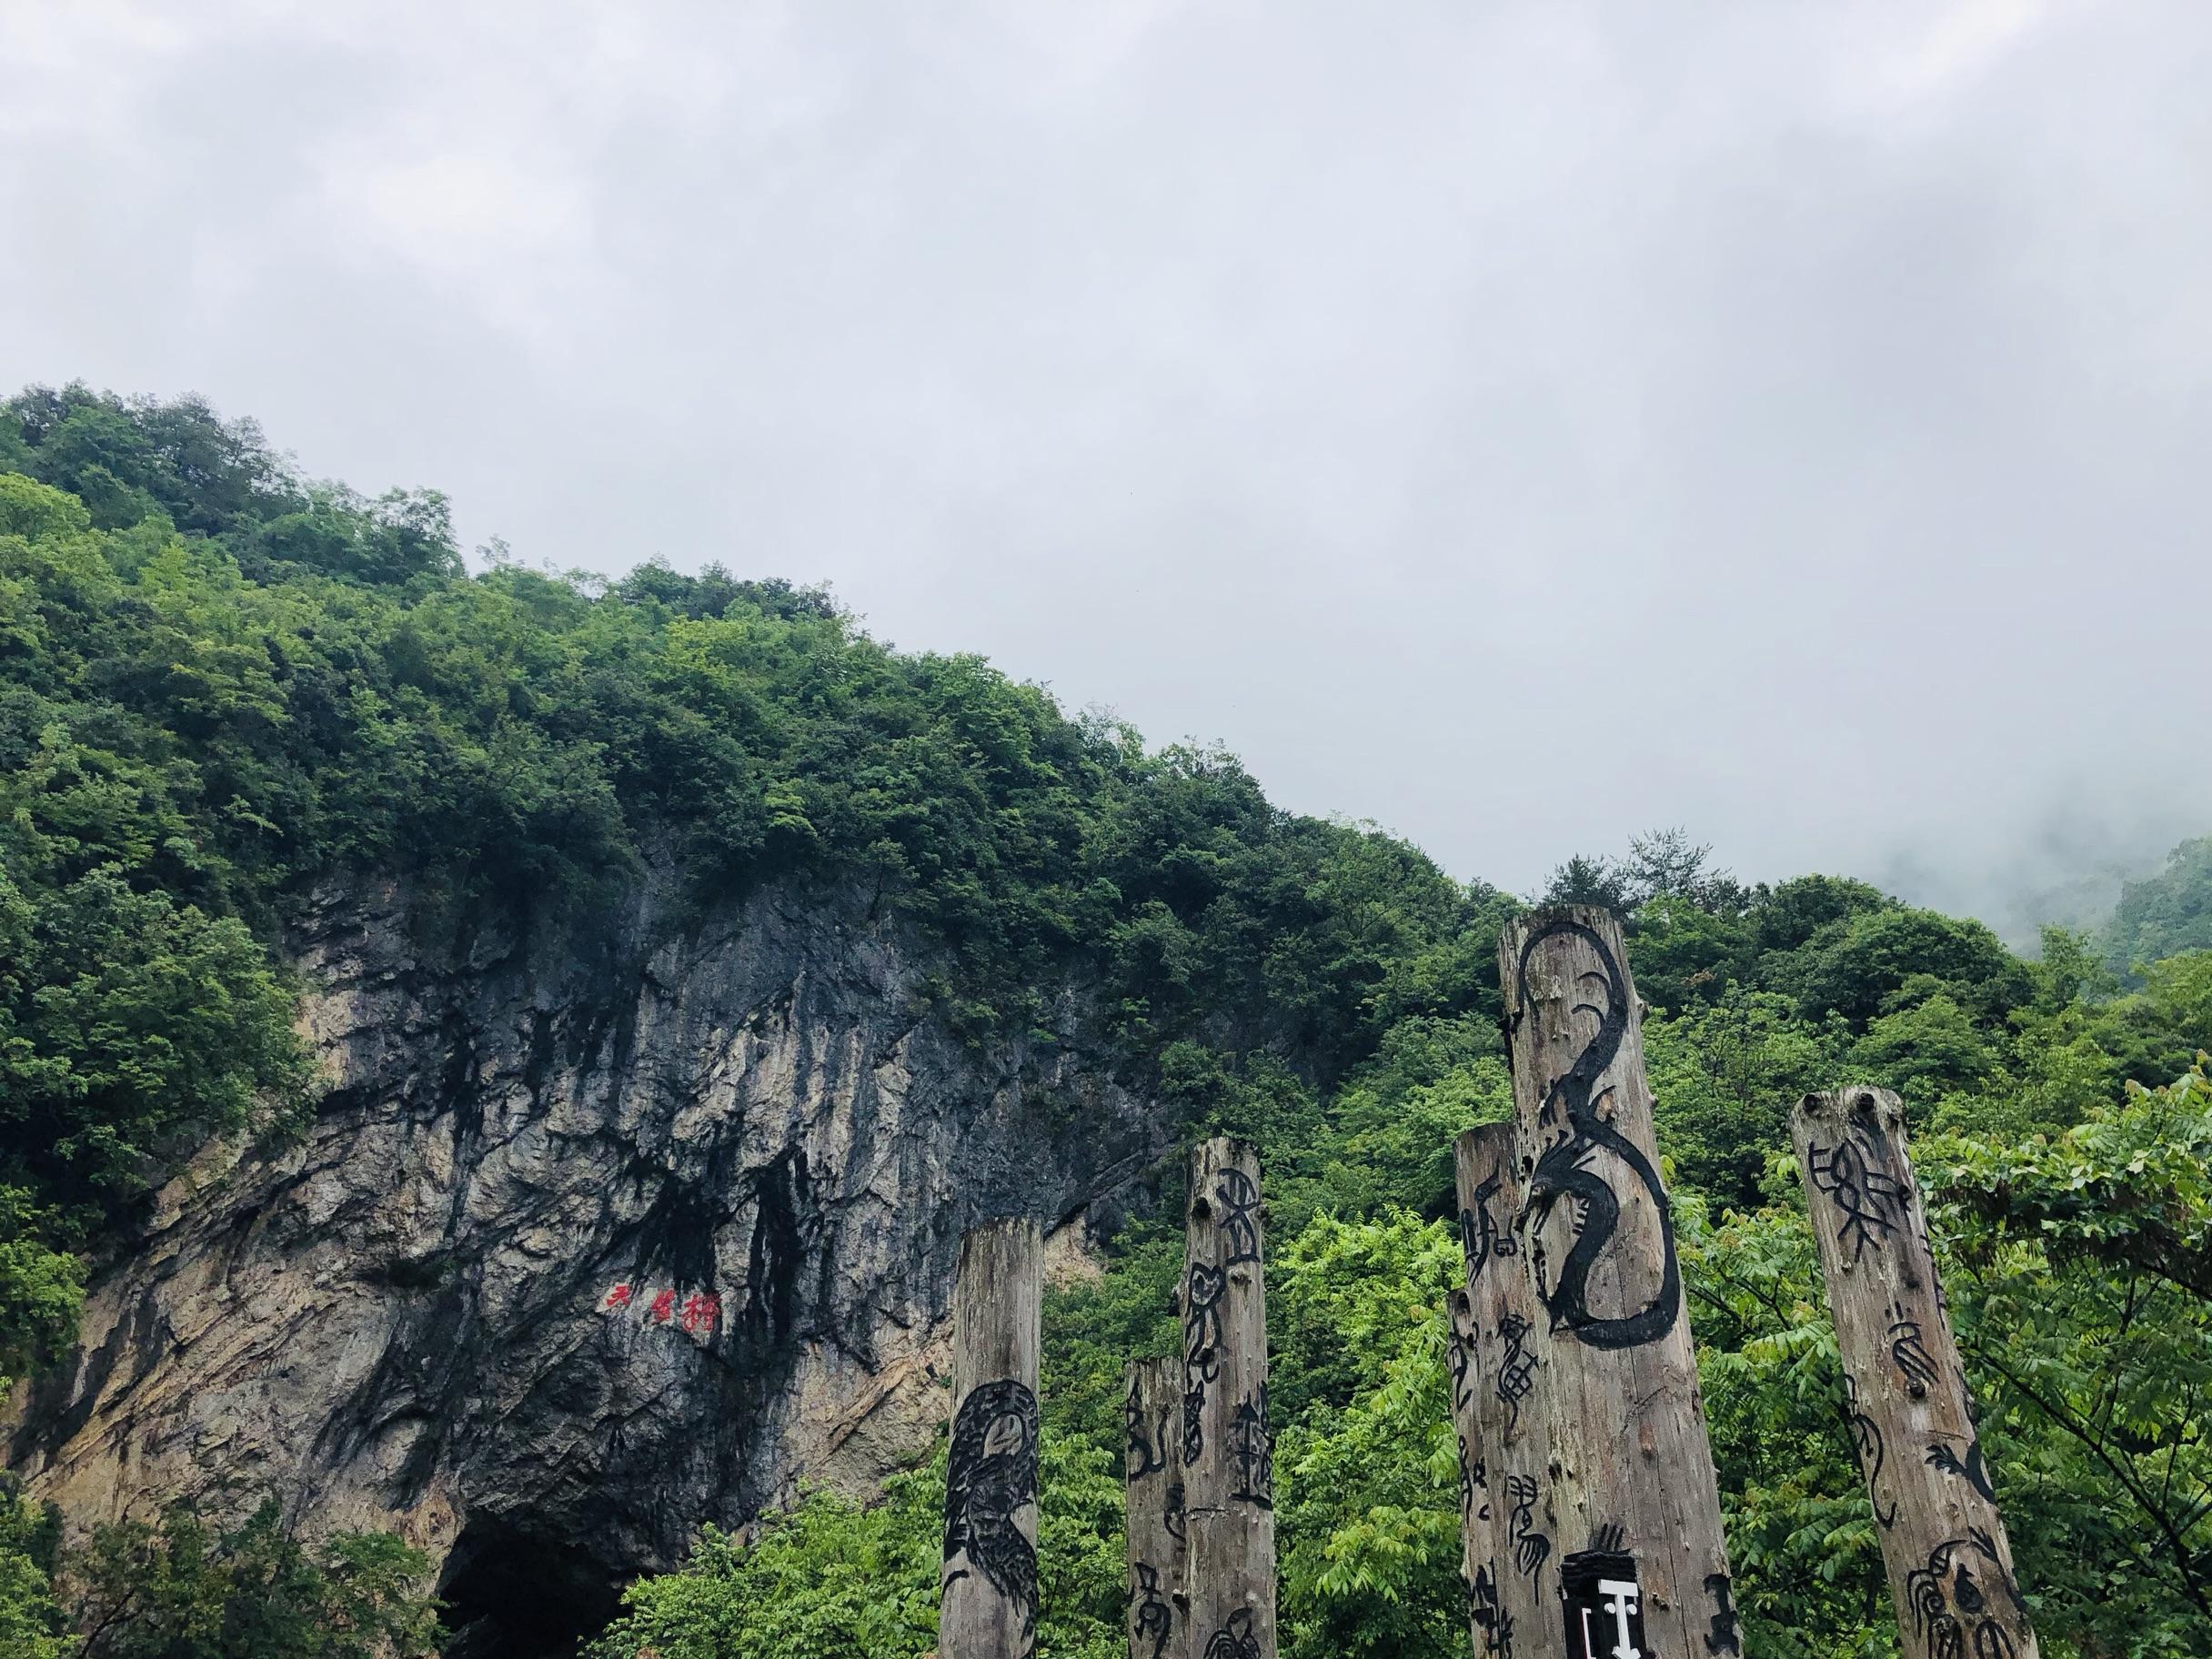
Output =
[{"x1": 1925, "y1": 1436, "x2": 1997, "y2": 1502}]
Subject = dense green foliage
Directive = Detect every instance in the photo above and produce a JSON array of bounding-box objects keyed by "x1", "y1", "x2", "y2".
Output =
[
  {"x1": 589, "y1": 1440, "x2": 1129, "y2": 1659},
  {"x1": 0, "y1": 1477, "x2": 70, "y2": 1659},
  {"x1": 0, "y1": 1483, "x2": 443, "y2": 1659},
  {"x1": 5, "y1": 388, "x2": 2210, "y2": 1657},
  {"x1": 66, "y1": 1499, "x2": 441, "y2": 1659}
]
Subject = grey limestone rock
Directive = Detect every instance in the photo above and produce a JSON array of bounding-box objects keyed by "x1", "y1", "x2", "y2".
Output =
[{"x1": 5, "y1": 873, "x2": 1170, "y2": 1654}]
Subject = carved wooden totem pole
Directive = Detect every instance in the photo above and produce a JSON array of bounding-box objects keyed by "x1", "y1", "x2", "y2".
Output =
[
  {"x1": 1453, "y1": 1122, "x2": 1557, "y2": 1659},
  {"x1": 1181, "y1": 1136, "x2": 1276, "y2": 1659},
  {"x1": 1500, "y1": 908, "x2": 1737, "y2": 1659},
  {"x1": 1793, "y1": 1089, "x2": 2039, "y2": 1659},
  {"x1": 1124, "y1": 1356, "x2": 1186, "y2": 1659},
  {"x1": 941, "y1": 1218, "x2": 1043, "y2": 1659}
]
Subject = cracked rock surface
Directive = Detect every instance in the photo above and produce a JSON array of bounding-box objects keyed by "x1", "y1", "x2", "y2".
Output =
[{"x1": 5, "y1": 875, "x2": 1167, "y2": 1655}]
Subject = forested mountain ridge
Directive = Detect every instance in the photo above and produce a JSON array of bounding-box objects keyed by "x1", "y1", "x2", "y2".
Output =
[{"x1": 1, "y1": 386, "x2": 2209, "y2": 1659}]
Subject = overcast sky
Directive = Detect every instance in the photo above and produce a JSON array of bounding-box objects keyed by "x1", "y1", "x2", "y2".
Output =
[{"x1": 5, "y1": 0, "x2": 2208, "y2": 930}]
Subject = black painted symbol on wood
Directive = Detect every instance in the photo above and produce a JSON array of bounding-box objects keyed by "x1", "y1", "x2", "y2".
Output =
[
  {"x1": 1472, "y1": 1562, "x2": 1516, "y2": 1659},
  {"x1": 1807, "y1": 1125, "x2": 1908, "y2": 1267},
  {"x1": 1213, "y1": 1167, "x2": 1262, "y2": 1268},
  {"x1": 1463, "y1": 1168, "x2": 1520, "y2": 1285},
  {"x1": 1203, "y1": 1607, "x2": 1262, "y2": 1659},
  {"x1": 1450, "y1": 1291, "x2": 1481, "y2": 1417},
  {"x1": 1459, "y1": 1436, "x2": 1489, "y2": 1521},
  {"x1": 1516, "y1": 919, "x2": 1682, "y2": 1351},
  {"x1": 1496, "y1": 1312, "x2": 1538, "y2": 1438},
  {"x1": 1130, "y1": 1562, "x2": 1173, "y2": 1659},
  {"x1": 1561, "y1": 1546, "x2": 1644, "y2": 1659},
  {"x1": 1704, "y1": 1573, "x2": 1742, "y2": 1656},
  {"x1": 1906, "y1": 1530, "x2": 2023, "y2": 1659},
  {"x1": 1925, "y1": 1435, "x2": 1997, "y2": 1502},
  {"x1": 1507, "y1": 1474, "x2": 1551, "y2": 1579},
  {"x1": 1165, "y1": 1479, "x2": 1186, "y2": 1543},
  {"x1": 1887, "y1": 1305, "x2": 1942, "y2": 1397},
  {"x1": 1182, "y1": 1261, "x2": 1225, "y2": 1464},
  {"x1": 1231, "y1": 1388, "x2": 1273, "y2": 1508},
  {"x1": 942, "y1": 1377, "x2": 1040, "y2": 1649},
  {"x1": 1126, "y1": 1386, "x2": 1170, "y2": 1480},
  {"x1": 1841, "y1": 1372, "x2": 1899, "y2": 1528}
]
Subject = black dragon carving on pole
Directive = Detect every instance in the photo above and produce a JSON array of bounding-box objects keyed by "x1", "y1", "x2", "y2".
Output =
[{"x1": 1514, "y1": 914, "x2": 1682, "y2": 1352}]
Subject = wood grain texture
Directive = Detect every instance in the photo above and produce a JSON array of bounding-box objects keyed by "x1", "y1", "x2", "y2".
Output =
[
  {"x1": 1454, "y1": 1123, "x2": 1557, "y2": 1659},
  {"x1": 1125, "y1": 1356, "x2": 1186, "y2": 1659},
  {"x1": 1181, "y1": 1136, "x2": 1276, "y2": 1659},
  {"x1": 1499, "y1": 907, "x2": 1736, "y2": 1659},
  {"x1": 1793, "y1": 1088, "x2": 2040, "y2": 1659},
  {"x1": 940, "y1": 1218, "x2": 1043, "y2": 1659}
]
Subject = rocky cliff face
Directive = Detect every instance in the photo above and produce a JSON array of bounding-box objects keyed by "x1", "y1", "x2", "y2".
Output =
[{"x1": 5, "y1": 875, "x2": 1171, "y2": 1655}]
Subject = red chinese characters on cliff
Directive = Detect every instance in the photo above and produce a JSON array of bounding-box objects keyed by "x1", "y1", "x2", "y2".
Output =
[{"x1": 600, "y1": 1282, "x2": 719, "y2": 1336}]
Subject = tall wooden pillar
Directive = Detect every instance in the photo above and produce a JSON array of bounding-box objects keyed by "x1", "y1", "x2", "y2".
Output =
[
  {"x1": 1181, "y1": 1136, "x2": 1276, "y2": 1659},
  {"x1": 1453, "y1": 1122, "x2": 1557, "y2": 1659},
  {"x1": 1125, "y1": 1356, "x2": 1186, "y2": 1659},
  {"x1": 1500, "y1": 908, "x2": 1737, "y2": 1659},
  {"x1": 1792, "y1": 1088, "x2": 2039, "y2": 1659},
  {"x1": 940, "y1": 1218, "x2": 1043, "y2": 1659}
]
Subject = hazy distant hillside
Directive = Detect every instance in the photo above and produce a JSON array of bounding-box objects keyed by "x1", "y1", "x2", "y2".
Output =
[{"x1": 2103, "y1": 835, "x2": 2212, "y2": 973}]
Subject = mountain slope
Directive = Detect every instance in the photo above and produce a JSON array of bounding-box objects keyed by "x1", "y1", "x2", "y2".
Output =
[{"x1": 5, "y1": 387, "x2": 2210, "y2": 1659}]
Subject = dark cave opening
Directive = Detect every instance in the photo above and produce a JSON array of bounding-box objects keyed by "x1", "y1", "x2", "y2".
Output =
[{"x1": 437, "y1": 1515, "x2": 625, "y2": 1659}]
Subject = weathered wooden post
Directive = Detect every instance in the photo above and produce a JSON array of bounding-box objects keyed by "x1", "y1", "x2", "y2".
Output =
[
  {"x1": 1125, "y1": 1356, "x2": 1186, "y2": 1659},
  {"x1": 1792, "y1": 1088, "x2": 2039, "y2": 1659},
  {"x1": 1500, "y1": 908, "x2": 1738, "y2": 1659},
  {"x1": 940, "y1": 1218, "x2": 1043, "y2": 1659},
  {"x1": 1181, "y1": 1136, "x2": 1275, "y2": 1659},
  {"x1": 1453, "y1": 1122, "x2": 1557, "y2": 1659}
]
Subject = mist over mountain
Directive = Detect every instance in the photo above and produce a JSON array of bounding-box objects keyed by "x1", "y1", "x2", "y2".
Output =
[
  {"x1": 1483, "y1": 796, "x2": 2200, "y2": 958},
  {"x1": 1872, "y1": 798, "x2": 2205, "y2": 952},
  {"x1": 1619, "y1": 798, "x2": 2206, "y2": 955}
]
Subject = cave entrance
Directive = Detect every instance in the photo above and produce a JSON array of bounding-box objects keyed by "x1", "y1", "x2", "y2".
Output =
[{"x1": 437, "y1": 1514, "x2": 625, "y2": 1659}]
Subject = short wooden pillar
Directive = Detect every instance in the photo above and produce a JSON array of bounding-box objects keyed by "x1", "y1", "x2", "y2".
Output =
[
  {"x1": 1125, "y1": 1355, "x2": 1186, "y2": 1659},
  {"x1": 1181, "y1": 1136, "x2": 1276, "y2": 1659},
  {"x1": 1453, "y1": 1122, "x2": 1557, "y2": 1659},
  {"x1": 940, "y1": 1218, "x2": 1043, "y2": 1659},
  {"x1": 1792, "y1": 1088, "x2": 2039, "y2": 1659}
]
